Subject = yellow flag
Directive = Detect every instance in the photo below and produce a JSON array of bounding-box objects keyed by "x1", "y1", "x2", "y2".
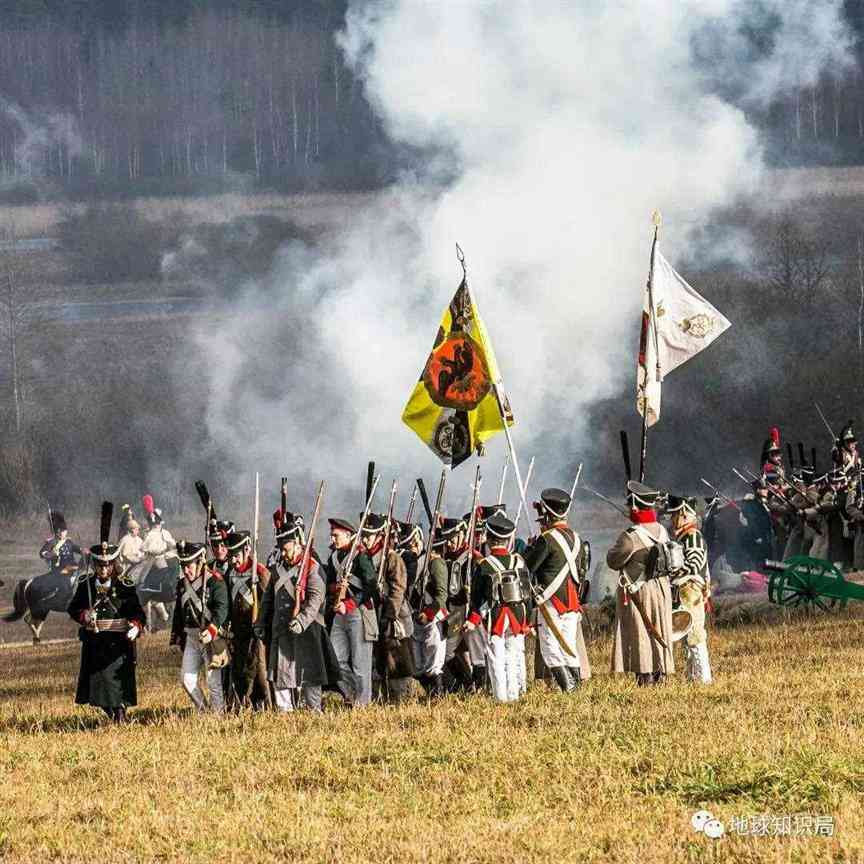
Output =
[{"x1": 402, "y1": 276, "x2": 514, "y2": 468}]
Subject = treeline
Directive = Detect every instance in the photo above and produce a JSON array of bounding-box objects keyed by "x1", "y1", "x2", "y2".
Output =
[{"x1": 0, "y1": 1, "x2": 392, "y2": 199}]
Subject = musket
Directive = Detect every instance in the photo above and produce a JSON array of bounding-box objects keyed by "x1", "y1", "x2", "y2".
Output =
[
  {"x1": 569, "y1": 462, "x2": 583, "y2": 499},
  {"x1": 814, "y1": 400, "x2": 837, "y2": 441},
  {"x1": 462, "y1": 465, "x2": 482, "y2": 612},
  {"x1": 293, "y1": 481, "x2": 325, "y2": 619},
  {"x1": 513, "y1": 457, "x2": 535, "y2": 529},
  {"x1": 415, "y1": 470, "x2": 446, "y2": 607},
  {"x1": 376, "y1": 480, "x2": 398, "y2": 588},
  {"x1": 699, "y1": 478, "x2": 741, "y2": 512},
  {"x1": 405, "y1": 484, "x2": 418, "y2": 524},
  {"x1": 280, "y1": 477, "x2": 288, "y2": 530},
  {"x1": 734, "y1": 467, "x2": 822, "y2": 535},
  {"x1": 250, "y1": 472, "x2": 260, "y2": 622},
  {"x1": 334, "y1": 474, "x2": 381, "y2": 610},
  {"x1": 577, "y1": 484, "x2": 629, "y2": 517},
  {"x1": 497, "y1": 450, "x2": 510, "y2": 504}
]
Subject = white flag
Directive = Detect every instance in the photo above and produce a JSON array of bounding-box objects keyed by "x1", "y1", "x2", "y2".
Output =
[{"x1": 637, "y1": 238, "x2": 731, "y2": 427}]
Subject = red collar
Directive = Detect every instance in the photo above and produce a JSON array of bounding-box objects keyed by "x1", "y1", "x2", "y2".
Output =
[
  {"x1": 489, "y1": 545, "x2": 509, "y2": 556},
  {"x1": 630, "y1": 509, "x2": 657, "y2": 524}
]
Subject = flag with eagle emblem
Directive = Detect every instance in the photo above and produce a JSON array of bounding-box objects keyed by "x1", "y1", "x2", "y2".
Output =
[
  {"x1": 637, "y1": 235, "x2": 731, "y2": 426},
  {"x1": 402, "y1": 275, "x2": 514, "y2": 468}
]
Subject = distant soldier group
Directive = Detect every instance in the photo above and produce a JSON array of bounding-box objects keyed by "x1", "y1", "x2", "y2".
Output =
[{"x1": 61, "y1": 466, "x2": 718, "y2": 723}]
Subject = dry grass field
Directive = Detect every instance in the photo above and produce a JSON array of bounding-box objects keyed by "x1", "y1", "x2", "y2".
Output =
[{"x1": 1, "y1": 604, "x2": 863, "y2": 863}]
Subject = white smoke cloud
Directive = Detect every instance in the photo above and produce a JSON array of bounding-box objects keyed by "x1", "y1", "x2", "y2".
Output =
[{"x1": 192, "y1": 1, "x2": 851, "y2": 514}]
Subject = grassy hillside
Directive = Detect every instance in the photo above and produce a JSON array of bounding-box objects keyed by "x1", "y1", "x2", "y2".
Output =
[{"x1": 1, "y1": 607, "x2": 862, "y2": 863}]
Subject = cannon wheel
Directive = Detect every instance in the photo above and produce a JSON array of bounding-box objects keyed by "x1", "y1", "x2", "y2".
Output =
[{"x1": 768, "y1": 557, "x2": 847, "y2": 611}]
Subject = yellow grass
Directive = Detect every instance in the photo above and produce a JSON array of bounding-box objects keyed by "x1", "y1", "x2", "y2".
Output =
[{"x1": 2, "y1": 608, "x2": 864, "y2": 863}]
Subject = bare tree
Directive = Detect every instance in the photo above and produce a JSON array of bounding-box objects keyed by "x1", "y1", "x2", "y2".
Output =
[{"x1": 762, "y1": 216, "x2": 832, "y2": 309}]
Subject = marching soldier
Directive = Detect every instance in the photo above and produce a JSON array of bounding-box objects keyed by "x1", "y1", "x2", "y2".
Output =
[
  {"x1": 466, "y1": 512, "x2": 530, "y2": 702},
  {"x1": 523, "y1": 489, "x2": 584, "y2": 692},
  {"x1": 833, "y1": 422, "x2": 860, "y2": 473},
  {"x1": 68, "y1": 509, "x2": 145, "y2": 723},
  {"x1": 254, "y1": 513, "x2": 339, "y2": 713},
  {"x1": 170, "y1": 541, "x2": 229, "y2": 712},
  {"x1": 207, "y1": 519, "x2": 234, "y2": 577},
  {"x1": 395, "y1": 520, "x2": 424, "y2": 601},
  {"x1": 410, "y1": 527, "x2": 448, "y2": 696},
  {"x1": 666, "y1": 496, "x2": 712, "y2": 684},
  {"x1": 362, "y1": 514, "x2": 415, "y2": 703},
  {"x1": 607, "y1": 482, "x2": 675, "y2": 686},
  {"x1": 324, "y1": 517, "x2": 379, "y2": 707},
  {"x1": 40, "y1": 511, "x2": 83, "y2": 574},
  {"x1": 440, "y1": 517, "x2": 475, "y2": 692},
  {"x1": 224, "y1": 531, "x2": 271, "y2": 709},
  {"x1": 783, "y1": 464, "x2": 819, "y2": 560},
  {"x1": 739, "y1": 480, "x2": 774, "y2": 572}
]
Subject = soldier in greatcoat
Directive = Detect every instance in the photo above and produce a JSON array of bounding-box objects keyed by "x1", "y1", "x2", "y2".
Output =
[
  {"x1": 254, "y1": 513, "x2": 339, "y2": 713},
  {"x1": 440, "y1": 517, "x2": 475, "y2": 692},
  {"x1": 224, "y1": 531, "x2": 271, "y2": 709},
  {"x1": 362, "y1": 514, "x2": 415, "y2": 703},
  {"x1": 170, "y1": 541, "x2": 229, "y2": 712},
  {"x1": 466, "y1": 512, "x2": 530, "y2": 702},
  {"x1": 607, "y1": 481, "x2": 675, "y2": 685},
  {"x1": 68, "y1": 521, "x2": 145, "y2": 723},
  {"x1": 523, "y1": 489, "x2": 584, "y2": 692},
  {"x1": 324, "y1": 517, "x2": 379, "y2": 706}
]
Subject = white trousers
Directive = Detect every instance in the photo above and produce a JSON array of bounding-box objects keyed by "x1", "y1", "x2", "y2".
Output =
[
  {"x1": 330, "y1": 609, "x2": 373, "y2": 706},
  {"x1": 464, "y1": 628, "x2": 487, "y2": 668},
  {"x1": 181, "y1": 630, "x2": 225, "y2": 713},
  {"x1": 274, "y1": 685, "x2": 323, "y2": 713},
  {"x1": 537, "y1": 607, "x2": 581, "y2": 670},
  {"x1": 412, "y1": 620, "x2": 446, "y2": 676},
  {"x1": 487, "y1": 630, "x2": 525, "y2": 703}
]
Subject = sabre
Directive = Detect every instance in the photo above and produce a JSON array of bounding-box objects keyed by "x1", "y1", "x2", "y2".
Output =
[{"x1": 814, "y1": 400, "x2": 836, "y2": 441}]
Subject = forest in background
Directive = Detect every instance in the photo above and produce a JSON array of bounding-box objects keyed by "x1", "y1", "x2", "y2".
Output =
[{"x1": 0, "y1": 0, "x2": 864, "y2": 201}]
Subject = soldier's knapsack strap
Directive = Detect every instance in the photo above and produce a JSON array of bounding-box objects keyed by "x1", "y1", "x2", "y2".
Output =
[
  {"x1": 275, "y1": 563, "x2": 298, "y2": 597},
  {"x1": 231, "y1": 575, "x2": 254, "y2": 608},
  {"x1": 181, "y1": 581, "x2": 210, "y2": 624},
  {"x1": 536, "y1": 530, "x2": 581, "y2": 606}
]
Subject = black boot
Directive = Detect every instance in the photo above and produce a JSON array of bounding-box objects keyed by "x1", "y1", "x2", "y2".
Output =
[
  {"x1": 652, "y1": 671, "x2": 666, "y2": 685},
  {"x1": 635, "y1": 672, "x2": 653, "y2": 687},
  {"x1": 431, "y1": 674, "x2": 445, "y2": 697},
  {"x1": 471, "y1": 665, "x2": 487, "y2": 693},
  {"x1": 113, "y1": 706, "x2": 128, "y2": 724},
  {"x1": 442, "y1": 660, "x2": 461, "y2": 693},
  {"x1": 567, "y1": 667, "x2": 582, "y2": 689},
  {"x1": 550, "y1": 666, "x2": 574, "y2": 693}
]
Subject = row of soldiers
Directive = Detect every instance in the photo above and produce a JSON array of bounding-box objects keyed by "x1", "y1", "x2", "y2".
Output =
[
  {"x1": 68, "y1": 478, "x2": 713, "y2": 722},
  {"x1": 741, "y1": 423, "x2": 864, "y2": 570}
]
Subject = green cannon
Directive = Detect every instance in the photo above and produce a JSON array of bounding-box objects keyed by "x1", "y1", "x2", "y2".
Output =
[{"x1": 767, "y1": 556, "x2": 864, "y2": 611}]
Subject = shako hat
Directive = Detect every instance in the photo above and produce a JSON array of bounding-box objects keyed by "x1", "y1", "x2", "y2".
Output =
[
  {"x1": 626, "y1": 481, "x2": 660, "y2": 509},
  {"x1": 225, "y1": 530, "x2": 251, "y2": 552},
  {"x1": 208, "y1": 519, "x2": 234, "y2": 543},
  {"x1": 437, "y1": 517, "x2": 465, "y2": 539},
  {"x1": 394, "y1": 520, "x2": 422, "y2": 548},
  {"x1": 361, "y1": 513, "x2": 388, "y2": 535},
  {"x1": 465, "y1": 503, "x2": 507, "y2": 527},
  {"x1": 666, "y1": 495, "x2": 697, "y2": 516},
  {"x1": 176, "y1": 540, "x2": 206, "y2": 564},
  {"x1": 486, "y1": 512, "x2": 516, "y2": 540},
  {"x1": 90, "y1": 501, "x2": 120, "y2": 562},
  {"x1": 328, "y1": 517, "x2": 357, "y2": 534},
  {"x1": 534, "y1": 488, "x2": 571, "y2": 519},
  {"x1": 841, "y1": 420, "x2": 856, "y2": 443},
  {"x1": 275, "y1": 513, "x2": 305, "y2": 542}
]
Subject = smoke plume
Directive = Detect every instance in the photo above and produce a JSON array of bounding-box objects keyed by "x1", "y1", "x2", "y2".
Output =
[{"x1": 190, "y1": 1, "x2": 852, "y2": 515}]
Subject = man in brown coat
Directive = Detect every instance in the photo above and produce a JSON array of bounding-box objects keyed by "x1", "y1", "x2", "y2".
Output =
[
  {"x1": 362, "y1": 514, "x2": 415, "y2": 703},
  {"x1": 607, "y1": 481, "x2": 674, "y2": 685}
]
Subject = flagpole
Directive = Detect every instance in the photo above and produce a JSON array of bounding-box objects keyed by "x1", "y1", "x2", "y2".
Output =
[
  {"x1": 639, "y1": 212, "x2": 661, "y2": 483},
  {"x1": 456, "y1": 243, "x2": 533, "y2": 523}
]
